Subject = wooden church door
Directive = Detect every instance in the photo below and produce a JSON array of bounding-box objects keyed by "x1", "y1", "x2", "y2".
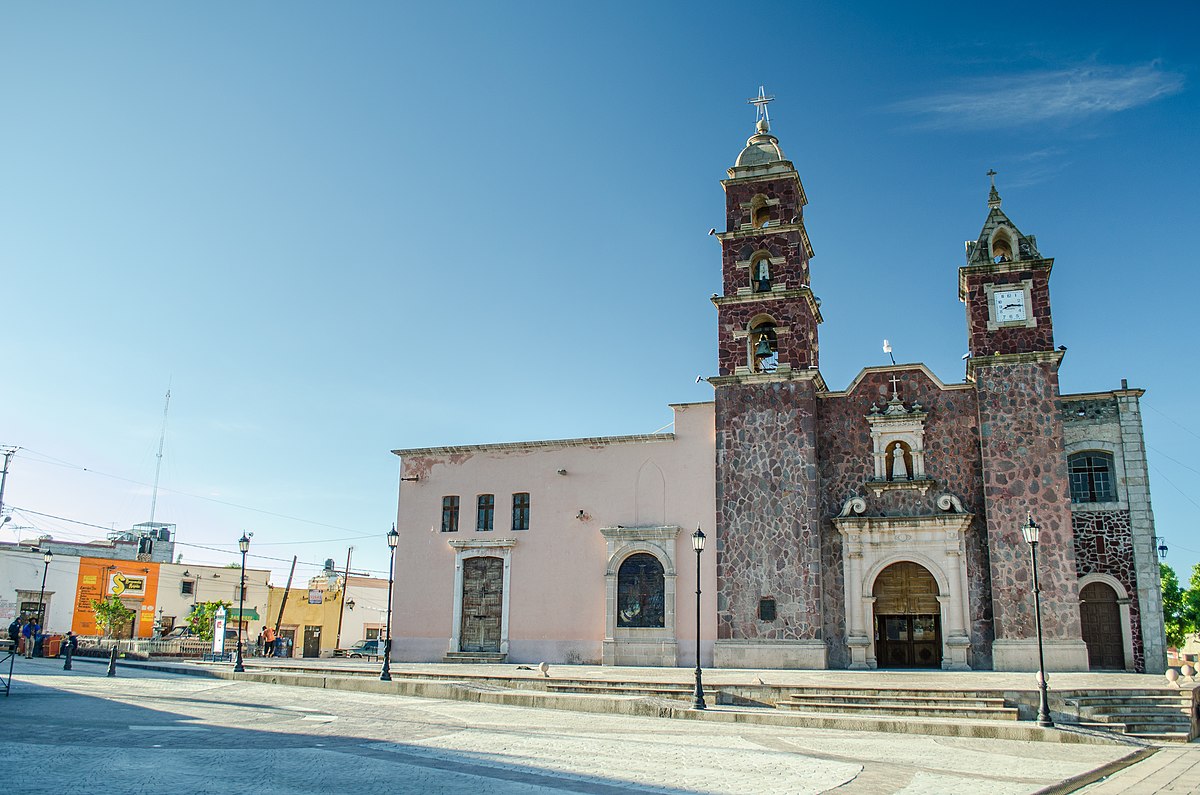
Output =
[{"x1": 1080, "y1": 581, "x2": 1124, "y2": 670}]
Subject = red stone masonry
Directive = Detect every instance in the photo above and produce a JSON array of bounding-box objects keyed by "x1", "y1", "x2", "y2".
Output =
[
  {"x1": 720, "y1": 231, "x2": 810, "y2": 296},
  {"x1": 816, "y1": 368, "x2": 995, "y2": 669},
  {"x1": 724, "y1": 178, "x2": 804, "y2": 233},
  {"x1": 974, "y1": 360, "x2": 1083, "y2": 641},
  {"x1": 961, "y1": 263, "x2": 1055, "y2": 356},
  {"x1": 715, "y1": 379, "x2": 824, "y2": 642},
  {"x1": 716, "y1": 297, "x2": 819, "y2": 375},
  {"x1": 1073, "y1": 510, "x2": 1145, "y2": 672}
]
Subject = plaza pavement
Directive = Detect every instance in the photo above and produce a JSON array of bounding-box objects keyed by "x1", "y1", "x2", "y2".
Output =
[{"x1": 4, "y1": 657, "x2": 1188, "y2": 794}]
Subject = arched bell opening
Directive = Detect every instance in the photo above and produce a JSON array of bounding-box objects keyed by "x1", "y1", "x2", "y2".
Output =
[
  {"x1": 750, "y1": 195, "x2": 771, "y2": 229},
  {"x1": 990, "y1": 228, "x2": 1015, "y2": 263},
  {"x1": 751, "y1": 254, "x2": 773, "y2": 293},
  {"x1": 747, "y1": 317, "x2": 778, "y2": 373}
]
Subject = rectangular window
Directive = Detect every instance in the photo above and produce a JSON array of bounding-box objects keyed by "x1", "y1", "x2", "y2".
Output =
[
  {"x1": 477, "y1": 494, "x2": 495, "y2": 531},
  {"x1": 233, "y1": 586, "x2": 243, "y2": 602},
  {"x1": 180, "y1": 580, "x2": 195, "y2": 596},
  {"x1": 512, "y1": 492, "x2": 530, "y2": 531},
  {"x1": 441, "y1": 496, "x2": 460, "y2": 532}
]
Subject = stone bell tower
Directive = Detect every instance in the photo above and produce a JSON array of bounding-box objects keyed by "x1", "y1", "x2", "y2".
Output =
[
  {"x1": 960, "y1": 175, "x2": 1089, "y2": 670},
  {"x1": 711, "y1": 90, "x2": 827, "y2": 669}
]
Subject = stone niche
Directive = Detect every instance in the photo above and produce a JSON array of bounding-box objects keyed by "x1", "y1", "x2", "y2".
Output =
[
  {"x1": 865, "y1": 382, "x2": 935, "y2": 496},
  {"x1": 833, "y1": 494, "x2": 974, "y2": 670},
  {"x1": 600, "y1": 525, "x2": 679, "y2": 667}
]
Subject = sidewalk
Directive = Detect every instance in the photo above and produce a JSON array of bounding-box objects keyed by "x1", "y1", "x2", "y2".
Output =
[{"x1": 1075, "y1": 744, "x2": 1200, "y2": 793}]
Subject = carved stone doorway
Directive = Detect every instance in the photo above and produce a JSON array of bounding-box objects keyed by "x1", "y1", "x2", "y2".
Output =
[{"x1": 460, "y1": 556, "x2": 503, "y2": 653}]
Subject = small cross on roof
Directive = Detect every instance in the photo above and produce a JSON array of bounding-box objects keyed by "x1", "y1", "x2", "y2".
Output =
[{"x1": 748, "y1": 86, "x2": 775, "y2": 125}]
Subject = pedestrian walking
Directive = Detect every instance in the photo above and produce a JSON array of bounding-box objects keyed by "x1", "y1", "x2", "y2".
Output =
[
  {"x1": 21, "y1": 617, "x2": 40, "y2": 658},
  {"x1": 256, "y1": 628, "x2": 265, "y2": 656},
  {"x1": 262, "y1": 625, "x2": 276, "y2": 658}
]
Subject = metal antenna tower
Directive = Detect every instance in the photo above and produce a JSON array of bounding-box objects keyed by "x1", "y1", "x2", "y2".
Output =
[{"x1": 148, "y1": 388, "x2": 171, "y2": 526}]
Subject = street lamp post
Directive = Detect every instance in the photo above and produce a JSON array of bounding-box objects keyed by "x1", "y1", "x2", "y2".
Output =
[
  {"x1": 233, "y1": 532, "x2": 251, "y2": 673},
  {"x1": 1021, "y1": 512, "x2": 1053, "y2": 728},
  {"x1": 381, "y1": 524, "x2": 399, "y2": 682},
  {"x1": 691, "y1": 526, "x2": 706, "y2": 711},
  {"x1": 37, "y1": 549, "x2": 52, "y2": 647}
]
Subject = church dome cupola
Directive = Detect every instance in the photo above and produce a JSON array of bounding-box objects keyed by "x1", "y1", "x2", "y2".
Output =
[{"x1": 735, "y1": 117, "x2": 786, "y2": 167}]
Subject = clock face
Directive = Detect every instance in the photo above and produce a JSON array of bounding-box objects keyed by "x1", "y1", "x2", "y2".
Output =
[{"x1": 994, "y1": 289, "x2": 1027, "y2": 323}]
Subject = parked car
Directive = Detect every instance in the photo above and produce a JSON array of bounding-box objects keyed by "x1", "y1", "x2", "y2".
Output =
[{"x1": 340, "y1": 639, "x2": 384, "y2": 658}]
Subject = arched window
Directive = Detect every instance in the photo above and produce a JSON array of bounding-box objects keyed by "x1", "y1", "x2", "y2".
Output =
[
  {"x1": 991, "y1": 230, "x2": 1014, "y2": 263},
  {"x1": 617, "y1": 553, "x2": 665, "y2": 628},
  {"x1": 752, "y1": 255, "x2": 772, "y2": 293},
  {"x1": 748, "y1": 319, "x2": 778, "y2": 373},
  {"x1": 750, "y1": 195, "x2": 771, "y2": 229},
  {"x1": 1068, "y1": 452, "x2": 1116, "y2": 503}
]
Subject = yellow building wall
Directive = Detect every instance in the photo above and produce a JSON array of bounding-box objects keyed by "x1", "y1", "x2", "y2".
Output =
[{"x1": 265, "y1": 585, "x2": 349, "y2": 657}]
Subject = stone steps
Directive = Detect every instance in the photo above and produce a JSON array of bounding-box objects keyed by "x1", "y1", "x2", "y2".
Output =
[
  {"x1": 1059, "y1": 690, "x2": 1197, "y2": 743},
  {"x1": 545, "y1": 683, "x2": 719, "y2": 700},
  {"x1": 778, "y1": 699, "x2": 1018, "y2": 721},
  {"x1": 442, "y1": 652, "x2": 507, "y2": 664}
]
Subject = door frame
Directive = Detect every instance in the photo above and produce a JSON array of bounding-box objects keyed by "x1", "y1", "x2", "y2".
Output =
[
  {"x1": 1078, "y1": 573, "x2": 1134, "y2": 672},
  {"x1": 448, "y1": 539, "x2": 515, "y2": 655},
  {"x1": 875, "y1": 613, "x2": 943, "y2": 669}
]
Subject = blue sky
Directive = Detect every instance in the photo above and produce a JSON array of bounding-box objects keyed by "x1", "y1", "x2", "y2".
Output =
[{"x1": 2, "y1": 3, "x2": 1197, "y2": 585}]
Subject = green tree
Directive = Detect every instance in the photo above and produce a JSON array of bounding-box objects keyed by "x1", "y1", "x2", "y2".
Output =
[
  {"x1": 187, "y1": 600, "x2": 232, "y2": 642},
  {"x1": 1161, "y1": 563, "x2": 1200, "y2": 649},
  {"x1": 91, "y1": 595, "x2": 136, "y2": 638}
]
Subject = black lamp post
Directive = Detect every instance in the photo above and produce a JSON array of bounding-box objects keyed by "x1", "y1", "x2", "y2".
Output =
[
  {"x1": 37, "y1": 549, "x2": 52, "y2": 629},
  {"x1": 381, "y1": 524, "x2": 399, "y2": 682},
  {"x1": 233, "y1": 532, "x2": 250, "y2": 672},
  {"x1": 691, "y1": 526, "x2": 706, "y2": 711},
  {"x1": 1021, "y1": 512, "x2": 1053, "y2": 728}
]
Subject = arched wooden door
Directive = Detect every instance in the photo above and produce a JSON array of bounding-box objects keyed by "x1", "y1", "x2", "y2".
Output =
[
  {"x1": 460, "y1": 556, "x2": 503, "y2": 653},
  {"x1": 1080, "y1": 581, "x2": 1124, "y2": 670},
  {"x1": 873, "y1": 562, "x2": 942, "y2": 669}
]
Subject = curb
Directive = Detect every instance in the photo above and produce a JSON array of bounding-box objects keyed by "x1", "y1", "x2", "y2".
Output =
[{"x1": 1031, "y1": 747, "x2": 1159, "y2": 795}]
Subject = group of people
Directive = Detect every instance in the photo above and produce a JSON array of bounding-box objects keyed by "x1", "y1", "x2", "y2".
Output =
[
  {"x1": 256, "y1": 625, "x2": 279, "y2": 657},
  {"x1": 6, "y1": 616, "x2": 42, "y2": 658}
]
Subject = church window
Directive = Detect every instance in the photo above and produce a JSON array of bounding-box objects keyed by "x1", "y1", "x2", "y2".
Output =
[
  {"x1": 477, "y1": 494, "x2": 494, "y2": 531},
  {"x1": 749, "y1": 320, "x2": 778, "y2": 373},
  {"x1": 441, "y1": 496, "x2": 460, "y2": 532},
  {"x1": 616, "y1": 553, "x2": 665, "y2": 628},
  {"x1": 758, "y1": 597, "x2": 776, "y2": 622},
  {"x1": 1069, "y1": 452, "x2": 1116, "y2": 503},
  {"x1": 511, "y1": 492, "x2": 530, "y2": 530}
]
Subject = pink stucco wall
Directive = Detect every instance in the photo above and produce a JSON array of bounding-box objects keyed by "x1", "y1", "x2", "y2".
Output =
[{"x1": 391, "y1": 402, "x2": 717, "y2": 666}]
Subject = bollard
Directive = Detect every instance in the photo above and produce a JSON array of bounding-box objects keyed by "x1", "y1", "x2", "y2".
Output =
[
  {"x1": 106, "y1": 646, "x2": 118, "y2": 677},
  {"x1": 63, "y1": 642, "x2": 73, "y2": 671}
]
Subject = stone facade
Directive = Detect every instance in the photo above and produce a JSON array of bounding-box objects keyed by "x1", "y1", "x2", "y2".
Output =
[
  {"x1": 714, "y1": 377, "x2": 824, "y2": 666},
  {"x1": 817, "y1": 367, "x2": 994, "y2": 670}
]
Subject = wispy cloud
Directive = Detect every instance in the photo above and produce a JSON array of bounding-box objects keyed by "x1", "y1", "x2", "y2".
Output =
[{"x1": 892, "y1": 62, "x2": 1185, "y2": 130}]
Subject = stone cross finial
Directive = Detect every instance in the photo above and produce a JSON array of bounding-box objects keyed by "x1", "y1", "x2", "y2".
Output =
[
  {"x1": 889, "y1": 374, "x2": 902, "y2": 401},
  {"x1": 987, "y1": 169, "x2": 1002, "y2": 209},
  {"x1": 748, "y1": 86, "x2": 775, "y2": 128}
]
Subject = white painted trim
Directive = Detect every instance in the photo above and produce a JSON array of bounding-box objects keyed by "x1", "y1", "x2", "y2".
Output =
[{"x1": 448, "y1": 539, "x2": 516, "y2": 655}]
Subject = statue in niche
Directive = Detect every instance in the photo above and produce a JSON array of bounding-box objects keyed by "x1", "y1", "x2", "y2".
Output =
[{"x1": 890, "y1": 442, "x2": 909, "y2": 481}]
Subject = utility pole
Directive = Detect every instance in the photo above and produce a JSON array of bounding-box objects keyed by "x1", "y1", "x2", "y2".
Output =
[
  {"x1": 335, "y1": 547, "x2": 353, "y2": 650},
  {"x1": 273, "y1": 556, "x2": 297, "y2": 655},
  {"x1": 0, "y1": 447, "x2": 18, "y2": 529}
]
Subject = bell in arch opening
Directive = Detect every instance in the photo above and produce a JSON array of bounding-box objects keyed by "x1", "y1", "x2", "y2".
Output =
[{"x1": 751, "y1": 322, "x2": 778, "y2": 373}]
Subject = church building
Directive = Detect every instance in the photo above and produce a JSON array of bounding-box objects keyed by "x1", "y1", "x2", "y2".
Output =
[{"x1": 390, "y1": 98, "x2": 1166, "y2": 674}]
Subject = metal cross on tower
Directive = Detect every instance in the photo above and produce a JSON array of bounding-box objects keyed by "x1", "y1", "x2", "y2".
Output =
[
  {"x1": 987, "y1": 168, "x2": 998, "y2": 187},
  {"x1": 748, "y1": 86, "x2": 775, "y2": 125}
]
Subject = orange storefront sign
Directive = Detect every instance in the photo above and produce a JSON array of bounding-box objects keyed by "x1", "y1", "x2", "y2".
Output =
[{"x1": 73, "y1": 558, "x2": 160, "y2": 637}]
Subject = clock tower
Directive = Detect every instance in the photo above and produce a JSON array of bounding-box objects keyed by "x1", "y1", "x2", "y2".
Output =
[
  {"x1": 710, "y1": 91, "x2": 827, "y2": 669},
  {"x1": 960, "y1": 177, "x2": 1089, "y2": 671}
]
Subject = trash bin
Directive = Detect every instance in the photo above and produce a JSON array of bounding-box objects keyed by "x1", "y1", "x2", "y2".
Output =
[{"x1": 43, "y1": 636, "x2": 61, "y2": 658}]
